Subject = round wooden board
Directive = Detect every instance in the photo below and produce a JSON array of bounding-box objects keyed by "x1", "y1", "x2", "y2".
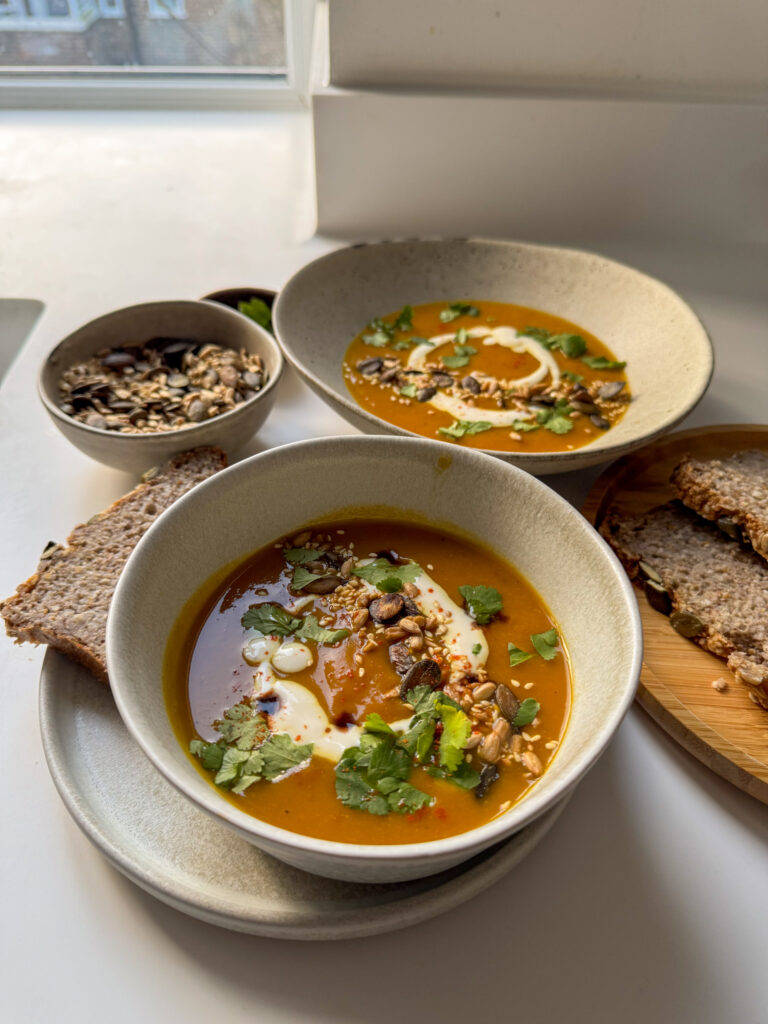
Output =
[{"x1": 583, "y1": 424, "x2": 768, "y2": 805}]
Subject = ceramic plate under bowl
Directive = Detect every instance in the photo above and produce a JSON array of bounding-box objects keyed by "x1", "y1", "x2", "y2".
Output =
[
  {"x1": 273, "y1": 239, "x2": 713, "y2": 475},
  {"x1": 39, "y1": 651, "x2": 569, "y2": 940}
]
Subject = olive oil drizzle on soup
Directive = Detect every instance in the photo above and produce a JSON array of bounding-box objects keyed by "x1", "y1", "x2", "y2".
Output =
[
  {"x1": 165, "y1": 521, "x2": 571, "y2": 845},
  {"x1": 343, "y1": 300, "x2": 630, "y2": 453}
]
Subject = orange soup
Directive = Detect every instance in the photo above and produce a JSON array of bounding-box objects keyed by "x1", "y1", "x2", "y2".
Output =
[
  {"x1": 343, "y1": 300, "x2": 629, "y2": 452},
  {"x1": 165, "y1": 520, "x2": 571, "y2": 844}
]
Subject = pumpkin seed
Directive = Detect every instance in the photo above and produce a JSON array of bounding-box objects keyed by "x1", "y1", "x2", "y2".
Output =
[
  {"x1": 461, "y1": 375, "x2": 481, "y2": 394},
  {"x1": 638, "y1": 560, "x2": 663, "y2": 585},
  {"x1": 399, "y1": 658, "x2": 442, "y2": 698},
  {"x1": 716, "y1": 517, "x2": 742, "y2": 542},
  {"x1": 670, "y1": 610, "x2": 705, "y2": 638},
  {"x1": 496, "y1": 684, "x2": 521, "y2": 723},
  {"x1": 644, "y1": 579, "x2": 672, "y2": 615},
  {"x1": 302, "y1": 574, "x2": 342, "y2": 595},
  {"x1": 431, "y1": 371, "x2": 454, "y2": 388},
  {"x1": 416, "y1": 386, "x2": 437, "y2": 402},
  {"x1": 370, "y1": 593, "x2": 405, "y2": 623},
  {"x1": 389, "y1": 642, "x2": 414, "y2": 677},
  {"x1": 590, "y1": 414, "x2": 611, "y2": 430},
  {"x1": 597, "y1": 381, "x2": 625, "y2": 400},
  {"x1": 474, "y1": 763, "x2": 499, "y2": 800},
  {"x1": 356, "y1": 357, "x2": 383, "y2": 376}
]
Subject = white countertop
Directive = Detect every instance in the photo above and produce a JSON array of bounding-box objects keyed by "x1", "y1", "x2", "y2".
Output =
[{"x1": 1, "y1": 111, "x2": 767, "y2": 1024}]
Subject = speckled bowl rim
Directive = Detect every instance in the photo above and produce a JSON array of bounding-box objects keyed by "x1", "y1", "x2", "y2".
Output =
[
  {"x1": 107, "y1": 434, "x2": 643, "y2": 870},
  {"x1": 37, "y1": 299, "x2": 284, "y2": 447},
  {"x1": 273, "y1": 238, "x2": 714, "y2": 468}
]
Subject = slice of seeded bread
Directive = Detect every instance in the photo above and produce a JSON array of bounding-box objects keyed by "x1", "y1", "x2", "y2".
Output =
[
  {"x1": 600, "y1": 502, "x2": 768, "y2": 710},
  {"x1": 1, "y1": 447, "x2": 227, "y2": 683},
  {"x1": 672, "y1": 449, "x2": 768, "y2": 562}
]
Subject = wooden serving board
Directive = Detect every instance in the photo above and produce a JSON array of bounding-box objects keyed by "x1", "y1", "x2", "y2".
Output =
[{"x1": 583, "y1": 424, "x2": 768, "y2": 805}]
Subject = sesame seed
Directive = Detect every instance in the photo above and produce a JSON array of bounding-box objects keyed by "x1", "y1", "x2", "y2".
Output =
[{"x1": 524, "y1": 682, "x2": 534, "y2": 690}]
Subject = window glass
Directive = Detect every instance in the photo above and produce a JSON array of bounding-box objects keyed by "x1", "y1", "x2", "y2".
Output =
[{"x1": 0, "y1": 0, "x2": 286, "y2": 70}]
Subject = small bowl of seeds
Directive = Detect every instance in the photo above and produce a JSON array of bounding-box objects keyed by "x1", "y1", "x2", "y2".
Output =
[{"x1": 39, "y1": 299, "x2": 283, "y2": 474}]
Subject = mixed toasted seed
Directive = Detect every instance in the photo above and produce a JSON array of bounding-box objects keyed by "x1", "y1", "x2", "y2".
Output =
[
  {"x1": 355, "y1": 354, "x2": 628, "y2": 437},
  {"x1": 58, "y1": 338, "x2": 267, "y2": 434},
  {"x1": 277, "y1": 529, "x2": 551, "y2": 799}
]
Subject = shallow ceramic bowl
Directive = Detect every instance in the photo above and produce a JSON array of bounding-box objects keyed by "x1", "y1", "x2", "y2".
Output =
[
  {"x1": 39, "y1": 300, "x2": 283, "y2": 475},
  {"x1": 107, "y1": 435, "x2": 642, "y2": 884},
  {"x1": 273, "y1": 239, "x2": 713, "y2": 475}
]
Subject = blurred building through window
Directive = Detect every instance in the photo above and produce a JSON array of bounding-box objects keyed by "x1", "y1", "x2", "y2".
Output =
[{"x1": 0, "y1": 0, "x2": 286, "y2": 70}]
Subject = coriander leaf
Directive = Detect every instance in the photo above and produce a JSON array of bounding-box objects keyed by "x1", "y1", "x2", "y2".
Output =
[
  {"x1": 439, "y1": 302, "x2": 480, "y2": 323},
  {"x1": 454, "y1": 345, "x2": 477, "y2": 358},
  {"x1": 425, "y1": 762, "x2": 481, "y2": 790},
  {"x1": 283, "y1": 547, "x2": 319, "y2": 564},
  {"x1": 351, "y1": 558, "x2": 421, "y2": 591},
  {"x1": 508, "y1": 642, "x2": 533, "y2": 667},
  {"x1": 215, "y1": 702, "x2": 269, "y2": 751},
  {"x1": 400, "y1": 383, "x2": 419, "y2": 398},
  {"x1": 238, "y1": 297, "x2": 272, "y2": 333},
  {"x1": 231, "y1": 751, "x2": 266, "y2": 794},
  {"x1": 394, "y1": 305, "x2": 413, "y2": 331},
  {"x1": 536, "y1": 400, "x2": 574, "y2": 435},
  {"x1": 438, "y1": 702, "x2": 472, "y2": 772},
  {"x1": 363, "y1": 712, "x2": 397, "y2": 737},
  {"x1": 472, "y1": 643, "x2": 482, "y2": 655},
  {"x1": 392, "y1": 336, "x2": 431, "y2": 351},
  {"x1": 562, "y1": 370, "x2": 584, "y2": 383},
  {"x1": 514, "y1": 698, "x2": 541, "y2": 727},
  {"x1": 531, "y1": 628, "x2": 559, "y2": 660},
  {"x1": 403, "y1": 714, "x2": 436, "y2": 761},
  {"x1": 455, "y1": 326, "x2": 468, "y2": 346},
  {"x1": 335, "y1": 768, "x2": 374, "y2": 810},
  {"x1": 512, "y1": 419, "x2": 539, "y2": 432},
  {"x1": 581, "y1": 355, "x2": 626, "y2": 371},
  {"x1": 241, "y1": 603, "x2": 296, "y2": 636},
  {"x1": 260, "y1": 734, "x2": 313, "y2": 781},
  {"x1": 368, "y1": 739, "x2": 411, "y2": 784},
  {"x1": 520, "y1": 326, "x2": 554, "y2": 347},
  {"x1": 295, "y1": 614, "x2": 350, "y2": 645},
  {"x1": 548, "y1": 333, "x2": 587, "y2": 358},
  {"x1": 215, "y1": 747, "x2": 251, "y2": 786},
  {"x1": 362, "y1": 331, "x2": 391, "y2": 347},
  {"x1": 231, "y1": 773, "x2": 261, "y2": 795},
  {"x1": 441, "y1": 354, "x2": 470, "y2": 369},
  {"x1": 387, "y1": 781, "x2": 432, "y2": 813},
  {"x1": 458, "y1": 584, "x2": 503, "y2": 624},
  {"x1": 403, "y1": 684, "x2": 436, "y2": 716},
  {"x1": 190, "y1": 739, "x2": 225, "y2": 772},
  {"x1": 437, "y1": 419, "x2": 493, "y2": 440},
  {"x1": 291, "y1": 565, "x2": 325, "y2": 591}
]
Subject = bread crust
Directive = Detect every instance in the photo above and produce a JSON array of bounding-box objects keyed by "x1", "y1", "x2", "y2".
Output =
[
  {"x1": 1, "y1": 447, "x2": 227, "y2": 684},
  {"x1": 600, "y1": 502, "x2": 768, "y2": 711}
]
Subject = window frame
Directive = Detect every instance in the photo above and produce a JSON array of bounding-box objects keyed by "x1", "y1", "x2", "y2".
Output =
[{"x1": 0, "y1": 0, "x2": 316, "y2": 109}]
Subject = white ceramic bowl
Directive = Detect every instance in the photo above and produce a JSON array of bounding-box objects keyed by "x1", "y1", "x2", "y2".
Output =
[
  {"x1": 273, "y1": 238, "x2": 714, "y2": 475},
  {"x1": 39, "y1": 300, "x2": 283, "y2": 475},
  {"x1": 107, "y1": 435, "x2": 642, "y2": 883}
]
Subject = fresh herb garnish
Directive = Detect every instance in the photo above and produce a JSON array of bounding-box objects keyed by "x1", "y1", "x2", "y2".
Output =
[
  {"x1": 241, "y1": 603, "x2": 296, "y2": 636},
  {"x1": 400, "y1": 383, "x2": 419, "y2": 398},
  {"x1": 458, "y1": 584, "x2": 503, "y2": 625},
  {"x1": 238, "y1": 297, "x2": 272, "y2": 334},
  {"x1": 351, "y1": 558, "x2": 421, "y2": 592},
  {"x1": 392, "y1": 336, "x2": 431, "y2": 351},
  {"x1": 402, "y1": 686, "x2": 472, "y2": 774},
  {"x1": 512, "y1": 419, "x2": 539, "y2": 432},
  {"x1": 241, "y1": 603, "x2": 349, "y2": 645},
  {"x1": 189, "y1": 698, "x2": 312, "y2": 794},
  {"x1": 531, "y1": 628, "x2": 559, "y2": 660},
  {"x1": 425, "y1": 761, "x2": 481, "y2": 789},
  {"x1": 335, "y1": 719, "x2": 432, "y2": 816},
  {"x1": 441, "y1": 333, "x2": 477, "y2": 369},
  {"x1": 507, "y1": 642, "x2": 533, "y2": 667},
  {"x1": 283, "y1": 547, "x2": 319, "y2": 564},
  {"x1": 581, "y1": 355, "x2": 626, "y2": 371},
  {"x1": 536, "y1": 399, "x2": 574, "y2": 435},
  {"x1": 437, "y1": 419, "x2": 493, "y2": 440},
  {"x1": 394, "y1": 305, "x2": 414, "y2": 331},
  {"x1": 521, "y1": 326, "x2": 587, "y2": 358},
  {"x1": 514, "y1": 698, "x2": 541, "y2": 727},
  {"x1": 562, "y1": 370, "x2": 584, "y2": 383},
  {"x1": 295, "y1": 615, "x2": 350, "y2": 646},
  {"x1": 472, "y1": 642, "x2": 482, "y2": 656},
  {"x1": 291, "y1": 565, "x2": 326, "y2": 590},
  {"x1": 439, "y1": 302, "x2": 481, "y2": 323}
]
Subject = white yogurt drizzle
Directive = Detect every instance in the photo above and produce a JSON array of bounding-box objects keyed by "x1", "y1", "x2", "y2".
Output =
[
  {"x1": 242, "y1": 566, "x2": 488, "y2": 764},
  {"x1": 406, "y1": 325, "x2": 560, "y2": 427}
]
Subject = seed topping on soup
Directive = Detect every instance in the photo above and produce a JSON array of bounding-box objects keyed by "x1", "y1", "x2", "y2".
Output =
[
  {"x1": 343, "y1": 301, "x2": 630, "y2": 453},
  {"x1": 166, "y1": 521, "x2": 571, "y2": 844}
]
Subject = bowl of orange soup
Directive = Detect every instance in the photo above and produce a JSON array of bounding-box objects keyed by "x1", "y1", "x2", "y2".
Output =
[
  {"x1": 273, "y1": 239, "x2": 713, "y2": 475},
  {"x1": 107, "y1": 436, "x2": 642, "y2": 882}
]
